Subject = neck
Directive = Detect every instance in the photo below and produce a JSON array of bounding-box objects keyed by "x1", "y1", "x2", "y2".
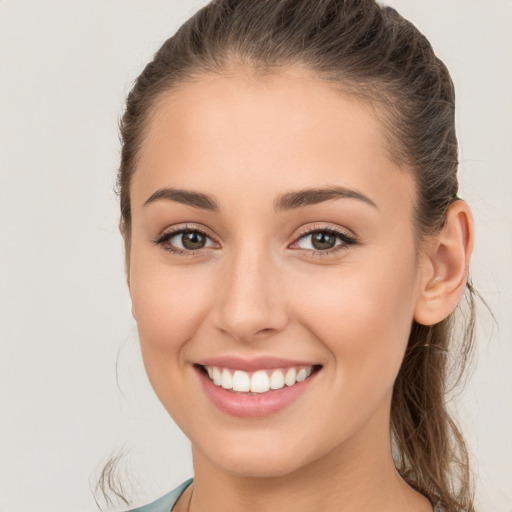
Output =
[{"x1": 181, "y1": 399, "x2": 432, "y2": 512}]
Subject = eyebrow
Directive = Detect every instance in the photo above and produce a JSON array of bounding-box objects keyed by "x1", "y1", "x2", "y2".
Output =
[
  {"x1": 273, "y1": 186, "x2": 377, "y2": 211},
  {"x1": 143, "y1": 185, "x2": 377, "y2": 212},
  {"x1": 144, "y1": 187, "x2": 220, "y2": 212}
]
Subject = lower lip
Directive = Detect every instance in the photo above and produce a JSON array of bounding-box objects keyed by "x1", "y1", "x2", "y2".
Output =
[{"x1": 196, "y1": 366, "x2": 320, "y2": 418}]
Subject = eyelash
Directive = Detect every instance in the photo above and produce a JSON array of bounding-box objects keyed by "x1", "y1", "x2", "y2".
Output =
[{"x1": 153, "y1": 224, "x2": 357, "y2": 257}]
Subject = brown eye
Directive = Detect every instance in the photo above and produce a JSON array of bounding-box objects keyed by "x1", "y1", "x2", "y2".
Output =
[
  {"x1": 181, "y1": 231, "x2": 207, "y2": 250},
  {"x1": 310, "y1": 231, "x2": 337, "y2": 250},
  {"x1": 155, "y1": 227, "x2": 217, "y2": 254},
  {"x1": 296, "y1": 230, "x2": 340, "y2": 251},
  {"x1": 292, "y1": 228, "x2": 357, "y2": 254}
]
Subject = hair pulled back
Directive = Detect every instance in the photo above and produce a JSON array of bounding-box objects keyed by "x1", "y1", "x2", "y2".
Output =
[{"x1": 115, "y1": 1, "x2": 476, "y2": 510}]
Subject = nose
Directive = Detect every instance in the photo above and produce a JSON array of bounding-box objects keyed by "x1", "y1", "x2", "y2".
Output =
[{"x1": 212, "y1": 242, "x2": 289, "y2": 343}]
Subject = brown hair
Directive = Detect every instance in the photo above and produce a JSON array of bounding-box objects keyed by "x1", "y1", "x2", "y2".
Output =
[{"x1": 109, "y1": 1, "x2": 477, "y2": 510}]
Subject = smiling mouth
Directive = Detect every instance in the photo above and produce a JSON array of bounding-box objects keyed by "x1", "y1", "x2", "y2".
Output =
[{"x1": 197, "y1": 364, "x2": 322, "y2": 394}]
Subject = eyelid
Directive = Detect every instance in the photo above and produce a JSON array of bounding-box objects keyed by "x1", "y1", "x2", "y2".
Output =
[
  {"x1": 293, "y1": 223, "x2": 357, "y2": 242},
  {"x1": 154, "y1": 223, "x2": 218, "y2": 241}
]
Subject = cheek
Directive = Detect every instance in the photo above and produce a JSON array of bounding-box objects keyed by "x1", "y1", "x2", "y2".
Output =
[
  {"x1": 128, "y1": 253, "x2": 220, "y2": 421},
  {"x1": 293, "y1": 253, "x2": 419, "y2": 388},
  {"x1": 129, "y1": 252, "x2": 214, "y2": 361},
  {"x1": 283, "y1": 256, "x2": 420, "y2": 445}
]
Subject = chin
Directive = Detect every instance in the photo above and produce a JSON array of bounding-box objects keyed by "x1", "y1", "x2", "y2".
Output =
[
  {"x1": 195, "y1": 431, "x2": 319, "y2": 479},
  {"x1": 219, "y1": 454, "x2": 305, "y2": 479}
]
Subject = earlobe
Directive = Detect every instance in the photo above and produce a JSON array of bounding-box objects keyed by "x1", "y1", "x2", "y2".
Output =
[{"x1": 414, "y1": 200, "x2": 474, "y2": 326}]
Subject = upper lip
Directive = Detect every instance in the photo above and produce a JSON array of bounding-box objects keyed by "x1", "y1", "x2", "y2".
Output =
[{"x1": 195, "y1": 356, "x2": 319, "y2": 372}]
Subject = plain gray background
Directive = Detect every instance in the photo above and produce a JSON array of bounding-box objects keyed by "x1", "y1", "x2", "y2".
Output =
[{"x1": 1, "y1": 1, "x2": 511, "y2": 511}]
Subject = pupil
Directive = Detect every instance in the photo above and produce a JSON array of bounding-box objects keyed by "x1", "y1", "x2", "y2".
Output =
[
  {"x1": 312, "y1": 232, "x2": 336, "y2": 250},
  {"x1": 182, "y1": 231, "x2": 206, "y2": 250}
]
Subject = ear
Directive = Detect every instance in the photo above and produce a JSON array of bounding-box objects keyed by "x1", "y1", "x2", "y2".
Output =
[{"x1": 414, "y1": 200, "x2": 474, "y2": 326}]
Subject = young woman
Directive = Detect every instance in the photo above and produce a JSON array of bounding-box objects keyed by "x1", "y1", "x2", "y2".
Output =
[{"x1": 113, "y1": 1, "x2": 476, "y2": 510}]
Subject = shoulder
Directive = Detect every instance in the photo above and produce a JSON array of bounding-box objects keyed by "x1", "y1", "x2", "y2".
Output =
[{"x1": 125, "y1": 478, "x2": 194, "y2": 512}]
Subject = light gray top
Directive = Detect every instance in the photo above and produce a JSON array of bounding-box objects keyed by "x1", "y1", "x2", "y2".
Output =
[{"x1": 127, "y1": 479, "x2": 193, "y2": 512}]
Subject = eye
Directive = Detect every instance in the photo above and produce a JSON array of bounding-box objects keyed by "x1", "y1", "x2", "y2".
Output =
[
  {"x1": 291, "y1": 227, "x2": 357, "y2": 254},
  {"x1": 154, "y1": 225, "x2": 355, "y2": 256},
  {"x1": 154, "y1": 227, "x2": 217, "y2": 254}
]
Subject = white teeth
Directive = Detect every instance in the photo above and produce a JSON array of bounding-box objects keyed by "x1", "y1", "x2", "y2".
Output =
[
  {"x1": 270, "y1": 369, "x2": 285, "y2": 390},
  {"x1": 232, "y1": 370, "x2": 250, "y2": 392},
  {"x1": 204, "y1": 365, "x2": 316, "y2": 393},
  {"x1": 212, "y1": 367, "x2": 222, "y2": 386},
  {"x1": 296, "y1": 368, "x2": 307, "y2": 382},
  {"x1": 284, "y1": 368, "x2": 297, "y2": 386},
  {"x1": 221, "y1": 369, "x2": 233, "y2": 389},
  {"x1": 250, "y1": 370, "x2": 270, "y2": 393}
]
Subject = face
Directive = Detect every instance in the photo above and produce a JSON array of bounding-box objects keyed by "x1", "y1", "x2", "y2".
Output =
[{"x1": 128, "y1": 66, "x2": 427, "y2": 478}]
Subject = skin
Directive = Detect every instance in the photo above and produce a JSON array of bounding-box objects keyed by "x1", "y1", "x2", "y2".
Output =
[{"x1": 127, "y1": 65, "x2": 473, "y2": 512}]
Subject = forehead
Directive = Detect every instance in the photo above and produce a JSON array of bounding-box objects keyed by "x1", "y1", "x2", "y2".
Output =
[{"x1": 132, "y1": 65, "x2": 414, "y2": 215}]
